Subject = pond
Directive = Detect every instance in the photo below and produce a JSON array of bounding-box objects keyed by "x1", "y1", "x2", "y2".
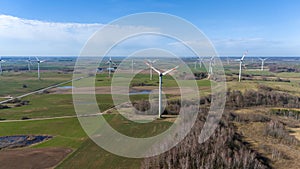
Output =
[
  {"x1": 58, "y1": 86, "x2": 74, "y2": 89},
  {"x1": 0, "y1": 135, "x2": 52, "y2": 149},
  {"x1": 129, "y1": 90, "x2": 152, "y2": 95}
]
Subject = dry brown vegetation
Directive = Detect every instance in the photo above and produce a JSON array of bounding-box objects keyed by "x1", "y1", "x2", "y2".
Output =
[
  {"x1": 141, "y1": 109, "x2": 270, "y2": 169},
  {"x1": 141, "y1": 85, "x2": 300, "y2": 169},
  {"x1": 0, "y1": 148, "x2": 72, "y2": 169}
]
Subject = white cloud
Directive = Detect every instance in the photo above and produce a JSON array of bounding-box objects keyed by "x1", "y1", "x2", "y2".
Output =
[
  {"x1": 0, "y1": 15, "x2": 160, "y2": 56},
  {"x1": 0, "y1": 15, "x2": 105, "y2": 56}
]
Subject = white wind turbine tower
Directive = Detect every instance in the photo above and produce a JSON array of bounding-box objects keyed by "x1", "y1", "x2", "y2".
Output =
[
  {"x1": 259, "y1": 58, "x2": 268, "y2": 71},
  {"x1": 131, "y1": 59, "x2": 135, "y2": 74},
  {"x1": 207, "y1": 56, "x2": 214, "y2": 79},
  {"x1": 145, "y1": 62, "x2": 178, "y2": 118},
  {"x1": 106, "y1": 56, "x2": 116, "y2": 78},
  {"x1": 227, "y1": 56, "x2": 230, "y2": 65},
  {"x1": 27, "y1": 56, "x2": 33, "y2": 71},
  {"x1": 147, "y1": 59, "x2": 158, "y2": 80},
  {"x1": 35, "y1": 56, "x2": 45, "y2": 80},
  {"x1": 0, "y1": 56, "x2": 5, "y2": 75},
  {"x1": 236, "y1": 51, "x2": 248, "y2": 82},
  {"x1": 194, "y1": 57, "x2": 204, "y2": 69}
]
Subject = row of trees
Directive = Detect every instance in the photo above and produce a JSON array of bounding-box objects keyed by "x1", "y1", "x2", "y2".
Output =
[
  {"x1": 269, "y1": 65, "x2": 300, "y2": 73},
  {"x1": 226, "y1": 85, "x2": 300, "y2": 109}
]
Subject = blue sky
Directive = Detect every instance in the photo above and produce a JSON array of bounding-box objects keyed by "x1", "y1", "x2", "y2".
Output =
[{"x1": 0, "y1": 0, "x2": 299, "y2": 56}]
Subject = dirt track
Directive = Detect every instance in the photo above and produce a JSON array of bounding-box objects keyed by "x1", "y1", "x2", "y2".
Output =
[{"x1": 0, "y1": 147, "x2": 72, "y2": 169}]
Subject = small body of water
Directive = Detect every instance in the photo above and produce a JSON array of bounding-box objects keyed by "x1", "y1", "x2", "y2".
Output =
[
  {"x1": 129, "y1": 90, "x2": 152, "y2": 95},
  {"x1": 58, "y1": 86, "x2": 74, "y2": 89},
  {"x1": 0, "y1": 135, "x2": 52, "y2": 149}
]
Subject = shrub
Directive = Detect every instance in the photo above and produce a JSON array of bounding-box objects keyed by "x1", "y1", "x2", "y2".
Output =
[
  {"x1": 0, "y1": 104, "x2": 10, "y2": 109},
  {"x1": 263, "y1": 120, "x2": 298, "y2": 145},
  {"x1": 21, "y1": 117, "x2": 31, "y2": 120}
]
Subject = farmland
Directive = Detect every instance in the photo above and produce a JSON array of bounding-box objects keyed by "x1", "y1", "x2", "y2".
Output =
[{"x1": 0, "y1": 56, "x2": 300, "y2": 169}]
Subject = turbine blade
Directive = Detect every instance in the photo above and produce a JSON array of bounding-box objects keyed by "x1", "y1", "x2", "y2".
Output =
[
  {"x1": 162, "y1": 65, "x2": 179, "y2": 76},
  {"x1": 152, "y1": 59, "x2": 158, "y2": 63},
  {"x1": 151, "y1": 66, "x2": 161, "y2": 74},
  {"x1": 35, "y1": 56, "x2": 40, "y2": 61},
  {"x1": 145, "y1": 62, "x2": 160, "y2": 74},
  {"x1": 241, "y1": 50, "x2": 248, "y2": 60}
]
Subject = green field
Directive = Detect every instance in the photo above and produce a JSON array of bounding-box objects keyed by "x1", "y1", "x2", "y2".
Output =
[
  {"x1": 0, "y1": 113, "x2": 172, "y2": 169},
  {"x1": 0, "y1": 118, "x2": 86, "y2": 149},
  {"x1": 0, "y1": 72, "x2": 72, "y2": 97},
  {"x1": 0, "y1": 93, "x2": 151, "y2": 120}
]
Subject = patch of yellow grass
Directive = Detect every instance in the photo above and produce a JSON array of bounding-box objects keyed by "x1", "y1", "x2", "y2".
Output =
[{"x1": 288, "y1": 127, "x2": 300, "y2": 141}]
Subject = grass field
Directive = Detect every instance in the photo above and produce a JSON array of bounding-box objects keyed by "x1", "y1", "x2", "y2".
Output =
[
  {"x1": 0, "y1": 93, "x2": 151, "y2": 120},
  {"x1": 0, "y1": 72, "x2": 72, "y2": 97},
  {"x1": 0, "y1": 113, "x2": 172, "y2": 169},
  {"x1": 0, "y1": 118, "x2": 86, "y2": 149}
]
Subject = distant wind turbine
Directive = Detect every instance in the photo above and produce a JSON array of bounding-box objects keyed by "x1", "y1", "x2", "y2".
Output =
[
  {"x1": 35, "y1": 56, "x2": 45, "y2": 80},
  {"x1": 131, "y1": 59, "x2": 135, "y2": 74},
  {"x1": 227, "y1": 56, "x2": 230, "y2": 65},
  {"x1": 194, "y1": 57, "x2": 204, "y2": 69},
  {"x1": 207, "y1": 56, "x2": 215, "y2": 79},
  {"x1": 106, "y1": 56, "x2": 116, "y2": 78},
  {"x1": 236, "y1": 51, "x2": 248, "y2": 82},
  {"x1": 145, "y1": 62, "x2": 178, "y2": 118},
  {"x1": 259, "y1": 58, "x2": 268, "y2": 71},
  {"x1": 146, "y1": 59, "x2": 158, "y2": 80},
  {"x1": 27, "y1": 56, "x2": 33, "y2": 71},
  {"x1": 0, "y1": 56, "x2": 5, "y2": 75}
]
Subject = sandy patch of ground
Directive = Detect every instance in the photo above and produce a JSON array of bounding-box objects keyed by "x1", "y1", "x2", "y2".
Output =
[{"x1": 0, "y1": 147, "x2": 72, "y2": 169}]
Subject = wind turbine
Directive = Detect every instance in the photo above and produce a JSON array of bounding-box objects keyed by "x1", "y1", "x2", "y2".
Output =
[
  {"x1": 146, "y1": 59, "x2": 158, "y2": 80},
  {"x1": 34, "y1": 56, "x2": 45, "y2": 80},
  {"x1": 194, "y1": 57, "x2": 204, "y2": 69},
  {"x1": 106, "y1": 56, "x2": 116, "y2": 78},
  {"x1": 207, "y1": 56, "x2": 214, "y2": 79},
  {"x1": 26, "y1": 56, "x2": 33, "y2": 71},
  {"x1": 227, "y1": 56, "x2": 230, "y2": 65},
  {"x1": 145, "y1": 62, "x2": 178, "y2": 118},
  {"x1": 236, "y1": 51, "x2": 248, "y2": 82},
  {"x1": 131, "y1": 59, "x2": 135, "y2": 74},
  {"x1": 0, "y1": 56, "x2": 5, "y2": 75},
  {"x1": 259, "y1": 58, "x2": 268, "y2": 71}
]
